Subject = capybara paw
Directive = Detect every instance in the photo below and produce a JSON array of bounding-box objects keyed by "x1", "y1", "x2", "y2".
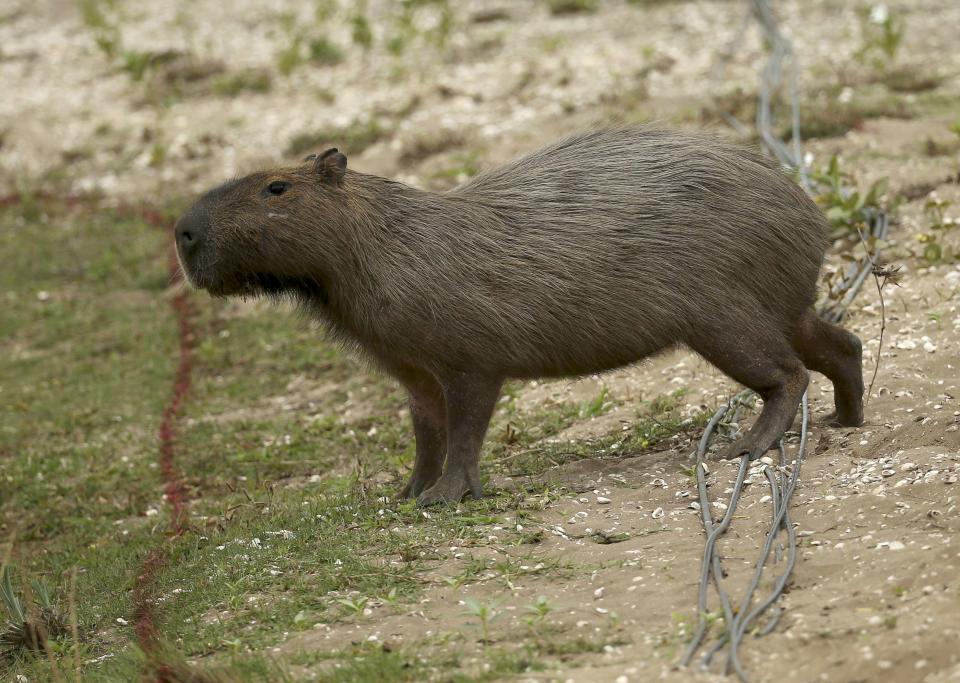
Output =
[
  {"x1": 398, "y1": 472, "x2": 440, "y2": 501},
  {"x1": 721, "y1": 437, "x2": 766, "y2": 462},
  {"x1": 416, "y1": 473, "x2": 480, "y2": 507},
  {"x1": 823, "y1": 408, "x2": 864, "y2": 428}
]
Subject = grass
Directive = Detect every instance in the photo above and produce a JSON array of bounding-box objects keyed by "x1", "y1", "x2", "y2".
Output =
[
  {"x1": 212, "y1": 69, "x2": 273, "y2": 97},
  {"x1": 286, "y1": 119, "x2": 388, "y2": 158},
  {"x1": 1, "y1": 194, "x2": 699, "y2": 680},
  {"x1": 546, "y1": 0, "x2": 598, "y2": 15}
]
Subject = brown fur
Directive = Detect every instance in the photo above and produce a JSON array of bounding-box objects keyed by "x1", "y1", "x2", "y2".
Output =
[{"x1": 175, "y1": 127, "x2": 864, "y2": 505}]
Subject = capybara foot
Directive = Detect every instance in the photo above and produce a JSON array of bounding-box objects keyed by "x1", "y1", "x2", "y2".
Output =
[
  {"x1": 822, "y1": 409, "x2": 864, "y2": 428},
  {"x1": 722, "y1": 435, "x2": 771, "y2": 462},
  {"x1": 398, "y1": 471, "x2": 441, "y2": 501},
  {"x1": 416, "y1": 472, "x2": 482, "y2": 507}
]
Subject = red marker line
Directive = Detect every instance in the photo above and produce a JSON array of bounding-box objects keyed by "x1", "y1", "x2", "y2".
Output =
[
  {"x1": 132, "y1": 209, "x2": 195, "y2": 681},
  {"x1": 2, "y1": 195, "x2": 196, "y2": 678}
]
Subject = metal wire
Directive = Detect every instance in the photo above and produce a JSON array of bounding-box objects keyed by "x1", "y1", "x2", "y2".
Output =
[{"x1": 684, "y1": 1, "x2": 887, "y2": 679}]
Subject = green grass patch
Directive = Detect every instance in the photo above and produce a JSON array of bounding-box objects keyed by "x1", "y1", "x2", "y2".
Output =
[
  {"x1": 2, "y1": 194, "x2": 699, "y2": 680},
  {"x1": 286, "y1": 119, "x2": 388, "y2": 158}
]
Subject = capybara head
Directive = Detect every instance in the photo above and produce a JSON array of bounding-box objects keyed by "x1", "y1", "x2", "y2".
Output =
[{"x1": 175, "y1": 148, "x2": 349, "y2": 297}]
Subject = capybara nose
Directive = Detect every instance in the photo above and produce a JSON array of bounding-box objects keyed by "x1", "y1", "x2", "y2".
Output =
[{"x1": 175, "y1": 216, "x2": 203, "y2": 255}]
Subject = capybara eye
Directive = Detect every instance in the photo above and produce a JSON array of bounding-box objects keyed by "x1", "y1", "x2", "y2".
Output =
[{"x1": 267, "y1": 181, "x2": 289, "y2": 195}]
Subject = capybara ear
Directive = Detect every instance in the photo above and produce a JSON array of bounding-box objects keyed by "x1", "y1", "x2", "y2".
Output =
[{"x1": 314, "y1": 148, "x2": 347, "y2": 186}]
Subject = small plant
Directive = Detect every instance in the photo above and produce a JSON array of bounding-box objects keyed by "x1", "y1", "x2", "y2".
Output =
[
  {"x1": 275, "y1": 12, "x2": 344, "y2": 76},
  {"x1": 857, "y1": 4, "x2": 905, "y2": 68},
  {"x1": 812, "y1": 155, "x2": 890, "y2": 240},
  {"x1": 546, "y1": 0, "x2": 598, "y2": 15},
  {"x1": 213, "y1": 68, "x2": 272, "y2": 97},
  {"x1": 336, "y1": 595, "x2": 369, "y2": 616},
  {"x1": 1, "y1": 566, "x2": 68, "y2": 661},
  {"x1": 149, "y1": 142, "x2": 168, "y2": 168},
  {"x1": 463, "y1": 598, "x2": 500, "y2": 643},
  {"x1": 432, "y1": 152, "x2": 482, "y2": 183},
  {"x1": 524, "y1": 596, "x2": 553, "y2": 630},
  {"x1": 79, "y1": 0, "x2": 183, "y2": 84},
  {"x1": 350, "y1": 6, "x2": 374, "y2": 50},
  {"x1": 916, "y1": 197, "x2": 956, "y2": 263},
  {"x1": 380, "y1": 587, "x2": 402, "y2": 610},
  {"x1": 80, "y1": 0, "x2": 122, "y2": 59},
  {"x1": 578, "y1": 386, "x2": 613, "y2": 419},
  {"x1": 308, "y1": 37, "x2": 344, "y2": 65},
  {"x1": 286, "y1": 119, "x2": 388, "y2": 157}
]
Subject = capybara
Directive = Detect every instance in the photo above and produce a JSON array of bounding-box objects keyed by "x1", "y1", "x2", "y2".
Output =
[{"x1": 175, "y1": 127, "x2": 863, "y2": 506}]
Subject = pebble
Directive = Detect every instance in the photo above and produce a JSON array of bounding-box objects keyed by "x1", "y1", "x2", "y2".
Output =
[{"x1": 596, "y1": 496, "x2": 612, "y2": 504}]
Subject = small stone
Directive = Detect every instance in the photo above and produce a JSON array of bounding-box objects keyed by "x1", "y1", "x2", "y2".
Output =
[
  {"x1": 596, "y1": 496, "x2": 612, "y2": 504},
  {"x1": 877, "y1": 540, "x2": 905, "y2": 551},
  {"x1": 651, "y1": 507, "x2": 664, "y2": 519},
  {"x1": 594, "y1": 587, "x2": 605, "y2": 599},
  {"x1": 923, "y1": 341, "x2": 937, "y2": 353}
]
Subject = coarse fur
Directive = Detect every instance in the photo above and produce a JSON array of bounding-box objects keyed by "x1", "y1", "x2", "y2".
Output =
[{"x1": 176, "y1": 126, "x2": 864, "y2": 506}]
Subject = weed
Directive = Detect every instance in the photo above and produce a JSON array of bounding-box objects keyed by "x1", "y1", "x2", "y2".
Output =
[
  {"x1": 275, "y1": 12, "x2": 344, "y2": 76},
  {"x1": 916, "y1": 197, "x2": 956, "y2": 263},
  {"x1": 212, "y1": 69, "x2": 272, "y2": 97},
  {"x1": 286, "y1": 119, "x2": 388, "y2": 157},
  {"x1": 309, "y1": 37, "x2": 344, "y2": 65},
  {"x1": 524, "y1": 596, "x2": 553, "y2": 629},
  {"x1": 795, "y1": 92, "x2": 912, "y2": 139},
  {"x1": 398, "y1": 129, "x2": 466, "y2": 164},
  {"x1": 79, "y1": 0, "x2": 122, "y2": 59},
  {"x1": 546, "y1": 0, "x2": 598, "y2": 15},
  {"x1": 812, "y1": 155, "x2": 890, "y2": 240},
  {"x1": 336, "y1": 595, "x2": 369, "y2": 616},
  {"x1": 463, "y1": 598, "x2": 500, "y2": 643},
  {"x1": 0, "y1": 566, "x2": 67, "y2": 662},
  {"x1": 878, "y1": 66, "x2": 943, "y2": 93},
  {"x1": 579, "y1": 385, "x2": 614, "y2": 419},
  {"x1": 149, "y1": 142, "x2": 168, "y2": 168},
  {"x1": 857, "y1": 4, "x2": 905, "y2": 68},
  {"x1": 432, "y1": 152, "x2": 482, "y2": 184},
  {"x1": 350, "y1": 6, "x2": 374, "y2": 50}
]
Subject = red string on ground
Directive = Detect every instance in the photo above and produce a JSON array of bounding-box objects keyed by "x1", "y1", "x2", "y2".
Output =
[
  {"x1": 0, "y1": 193, "x2": 195, "y2": 678},
  {"x1": 131, "y1": 209, "x2": 195, "y2": 681}
]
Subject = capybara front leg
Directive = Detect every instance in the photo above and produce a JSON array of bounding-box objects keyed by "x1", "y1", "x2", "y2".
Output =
[{"x1": 416, "y1": 372, "x2": 502, "y2": 507}]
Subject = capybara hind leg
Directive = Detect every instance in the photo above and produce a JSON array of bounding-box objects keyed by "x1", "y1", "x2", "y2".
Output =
[
  {"x1": 417, "y1": 372, "x2": 502, "y2": 507},
  {"x1": 689, "y1": 320, "x2": 809, "y2": 460},
  {"x1": 389, "y1": 365, "x2": 446, "y2": 500},
  {"x1": 791, "y1": 309, "x2": 864, "y2": 427}
]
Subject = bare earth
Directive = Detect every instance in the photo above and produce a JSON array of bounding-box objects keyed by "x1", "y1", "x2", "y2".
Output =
[{"x1": 3, "y1": 0, "x2": 959, "y2": 681}]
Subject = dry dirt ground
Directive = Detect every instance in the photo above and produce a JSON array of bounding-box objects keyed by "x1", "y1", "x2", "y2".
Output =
[{"x1": 3, "y1": 0, "x2": 960, "y2": 682}]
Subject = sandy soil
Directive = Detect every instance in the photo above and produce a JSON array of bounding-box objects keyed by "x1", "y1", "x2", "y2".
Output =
[{"x1": 4, "y1": 0, "x2": 960, "y2": 681}]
